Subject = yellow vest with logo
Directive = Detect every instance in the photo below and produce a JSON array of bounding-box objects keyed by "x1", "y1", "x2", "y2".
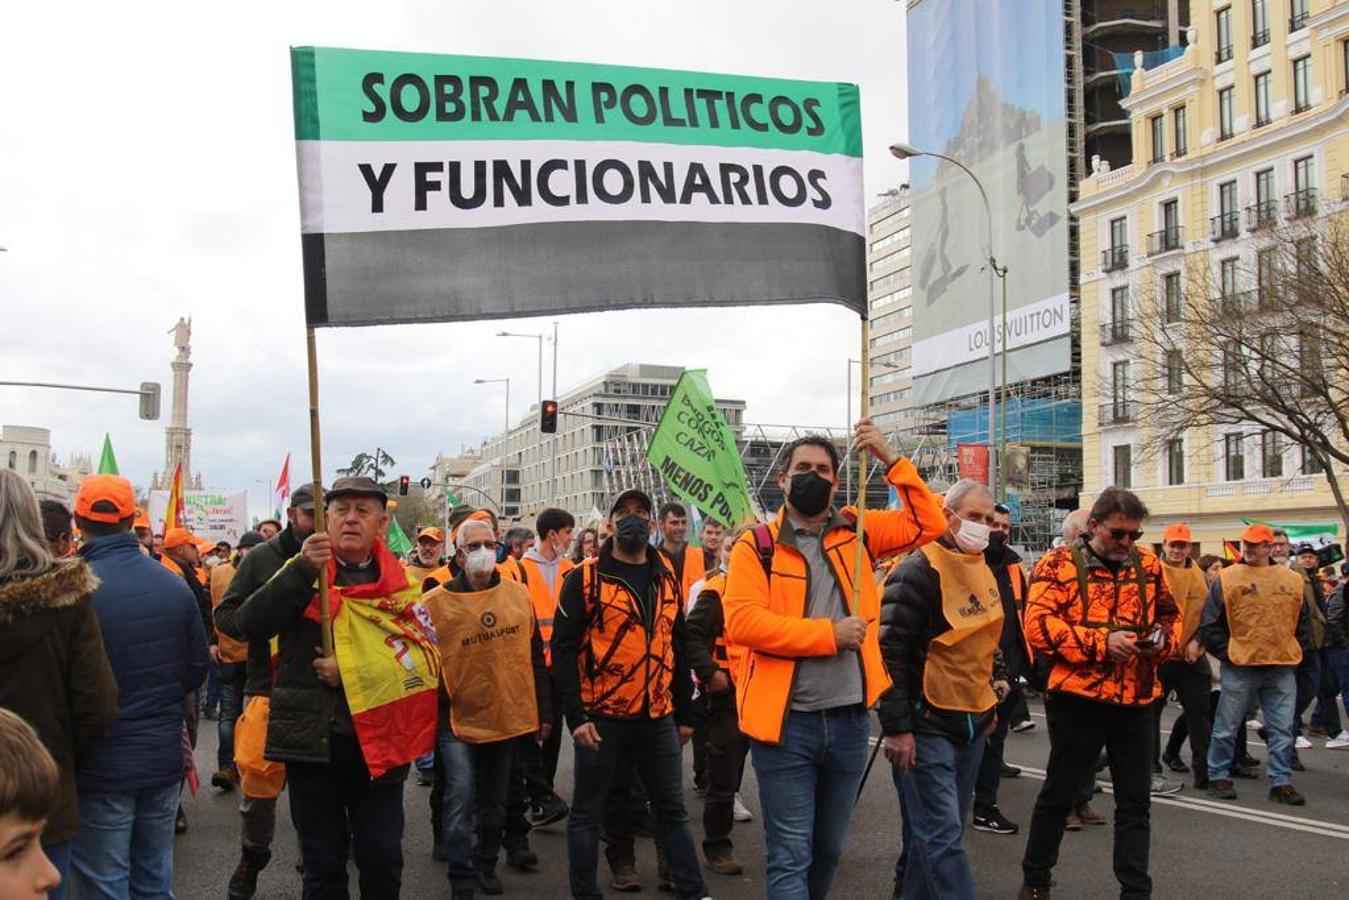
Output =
[
  {"x1": 423, "y1": 579, "x2": 539, "y2": 743},
  {"x1": 1220, "y1": 564, "x2": 1304, "y2": 666},
  {"x1": 920, "y1": 542, "x2": 1005, "y2": 713},
  {"x1": 1161, "y1": 558, "x2": 1208, "y2": 648}
]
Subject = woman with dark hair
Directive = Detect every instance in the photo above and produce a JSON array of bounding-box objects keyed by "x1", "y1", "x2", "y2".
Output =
[
  {"x1": 0, "y1": 469, "x2": 118, "y2": 898},
  {"x1": 1198, "y1": 554, "x2": 1229, "y2": 587},
  {"x1": 570, "y1": 527, "x2": 599, "y2": 563}
]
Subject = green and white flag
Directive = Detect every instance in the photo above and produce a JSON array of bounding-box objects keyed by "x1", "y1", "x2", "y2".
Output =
[
  {"x1": 291, "y1": 47, "x2": 864, "y2": 326},
  {"x1": 647, "y1": 370, "x2": 756, "y2": 527}
]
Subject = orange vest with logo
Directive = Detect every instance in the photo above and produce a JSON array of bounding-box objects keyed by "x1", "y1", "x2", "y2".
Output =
[
  {"x1": 519, "y1": 555, "x2": 575, "y2": 666},
  {"x1": 1220, "y1": 564, "x2": 1305, "y2": 666},
  {"x1": 577, "y1": 557, "x2": 679, "y2": 719},
  {"x1": 919, "y1": 543, "x2": 1004, "y2": 713},
  {"x1": 1162, "y1": 558, "x2": 1208, "y2": 647},
  {"x1": 423, "y1": 579, "x2": 540, "y2": 743},
  {"x1": 209, "y1": 563, "x2": 249, "y2": 663}
]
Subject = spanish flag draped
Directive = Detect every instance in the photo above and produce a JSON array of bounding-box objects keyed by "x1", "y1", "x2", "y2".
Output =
[{"x1": 303, "y1": 540, "x2": 440, "y2": 778}]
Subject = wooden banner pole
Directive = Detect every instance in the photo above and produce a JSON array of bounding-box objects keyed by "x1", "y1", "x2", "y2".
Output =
[
  {"x1": 305, "y1": 326, "x2": 333, "y2": 658},
  {"x1": 851, "y1": 316, "x2": 870, "y2": 610}
]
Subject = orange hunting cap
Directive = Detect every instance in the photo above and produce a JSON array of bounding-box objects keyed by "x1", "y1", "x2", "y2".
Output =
[
  {"x1": 1240, "y1": 523, "x2": 1275, "y2": 544},
  {"x1": 133, "y1": 507, "x2": 151, "y2": 530},
  {"x1": 195, "y1": 537, "x2": 217, "y2": 555},
  {"x1": 416, "y1": 527, "x2": 445, "y2": 544},
  {"x1": 163, "y1": 527, "x2": 197, "y2": 550},
  {"x1": 75, "y1": 475, "x2": 136, "y2": 524},
  {"x1": 1162, "y1": 523, "x2": 1192, "y2": 544}
]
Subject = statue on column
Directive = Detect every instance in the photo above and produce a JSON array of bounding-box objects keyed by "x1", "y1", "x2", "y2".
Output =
[{"x1": 169, "y1": 317, "x2": 192, "y2": 360}]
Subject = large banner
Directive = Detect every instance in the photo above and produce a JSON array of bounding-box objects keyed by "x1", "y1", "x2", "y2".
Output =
[
  {"x1": 292, "y1": 47, "x2": 865, "y2": 326},
  {"x1": 148, "y1": 490, "x2": 249, "y2": 543},
  {"x1": 906, "y1": 1, "x2": 1070, "y2": 405}
]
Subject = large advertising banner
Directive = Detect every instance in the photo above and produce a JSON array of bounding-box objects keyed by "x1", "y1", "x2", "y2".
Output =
[
  {"x1": 149, "y1": 490, "x2": 249, "y2": 543},
  {"x1": 906, "y1": 0, "x2": 1071, "y2": 405},
  {"x1": 292, "y1": 47, "x2": 866, "y2": 326}
]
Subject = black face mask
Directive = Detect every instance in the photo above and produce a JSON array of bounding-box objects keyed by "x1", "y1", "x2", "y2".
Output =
[
  {"x1": 787, "y1": 471, "x2": 833, "y2": 518},
  {"x1": 988, "y1": 531, "x2": 1007, "y2": 553},
  {"x1": 615, "y1": 515, "x2": 650, "y2": 553}
]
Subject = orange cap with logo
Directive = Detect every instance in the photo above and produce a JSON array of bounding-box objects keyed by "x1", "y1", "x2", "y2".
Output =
[{"x1": 1162, "y1": 523, "x2": 1192, "y2": 544}]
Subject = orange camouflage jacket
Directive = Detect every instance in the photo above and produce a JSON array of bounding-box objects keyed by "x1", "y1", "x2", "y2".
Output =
[{"x1": 1024, "y1": 539, "x2": 1178, "y2": 707}]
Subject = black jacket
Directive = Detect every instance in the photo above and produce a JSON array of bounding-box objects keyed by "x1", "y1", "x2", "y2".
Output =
[
  {"x1": 215, "y1": 526, "x2": 303, "y2": 699},
  {"x1": 878, "y1": 541, "x2": 1007, "y2": 742},
  {"x1": 985, "y1": 540, "x2": 1029, "y2": 677},
  {"x1": 1327, "y1": 584, "x2": 1349, "y2": 650},
  {"x1": 684, "y1": 578, "x2": 735, "y2": 710}
]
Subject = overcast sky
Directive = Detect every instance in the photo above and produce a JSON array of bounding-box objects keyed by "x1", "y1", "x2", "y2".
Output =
[{"x1": 0, "y1": 0, "x2": 910, "y2": 517}]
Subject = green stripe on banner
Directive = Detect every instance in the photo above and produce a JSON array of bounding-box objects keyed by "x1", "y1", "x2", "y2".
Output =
[{"x1": 291, "y1": 46, "x2": 862, "y2": 157}]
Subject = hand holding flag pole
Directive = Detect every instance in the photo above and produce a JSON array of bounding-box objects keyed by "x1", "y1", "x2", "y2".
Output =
[{"x1": 305, "y1": 328, "x2": 334, "y2": 658}]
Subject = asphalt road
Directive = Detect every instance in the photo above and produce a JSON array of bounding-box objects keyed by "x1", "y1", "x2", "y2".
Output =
[{"x1": 174, "y1": 697, "x2": 1349, "y2": 898}]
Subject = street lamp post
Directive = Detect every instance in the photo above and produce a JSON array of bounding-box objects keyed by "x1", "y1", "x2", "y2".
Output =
[
  {"x1": 498, "y1": 331, "x2": 546, "y2": 507},
  {"x1": 473, "y1": 378, "x2": 511, "y2": 432},
  {"x1": 846, "y1": 357, "x2": 902, "y2": 505},
  {"x1": 889, "y1": 142, "x2": 1006, "y2": 497}
]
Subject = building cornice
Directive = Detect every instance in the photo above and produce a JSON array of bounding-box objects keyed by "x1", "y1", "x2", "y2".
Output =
[{"x1": 1119, "y1": 56, "x2": 1208, "y2": 114}]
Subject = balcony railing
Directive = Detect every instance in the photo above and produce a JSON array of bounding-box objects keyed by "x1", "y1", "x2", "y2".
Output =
[
  {"x1": 1215, "y1": 45, "x2": 1233, "y2": 64},
  {"x1": 1210, "y1": 212, "x2": 1240, "y2": 241},
  {"x1": 1290, "y1": 11, "x2": 1309, "y2": 32},
  {"x1": 1251, "y1": 29, "x2": 1270, "y2": 49},
  {"x1": 1284, "y1": 189, "x2": 1318, "y2": 219},
  {"x1": 1101, "y1": 245, "x2": 1129, "y2": 272},
  {"x1": 1218, "y1": 289, "x2": 1260, "y2": 315},
  {"x1": 1147, "y1": 226, "x2": 1182, "y2": 255},
  {"x1": 1099, "y1": 400, "x2": 1138, "y2": 426},
  {"x1": 1245, "y1": 201, "x2": 1278, "y2": 231},
  {"x1": 1100, "y1": 318, "x2": 1136, "y2": 345}
]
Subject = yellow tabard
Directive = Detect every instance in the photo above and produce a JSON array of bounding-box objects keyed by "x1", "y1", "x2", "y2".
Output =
[
  {"x1": 1161, "y1": 559, "x2": 1208, "y2": 647},
  {"x1": 423, "y1": 579, "x2": 539, "y2": 744},
  {"x1": 1221, "y1": 564, "x2": 1304, "y2": 666},
  {"x1": 920, "y1": 542, "x2": 1004, "y2": 713}
]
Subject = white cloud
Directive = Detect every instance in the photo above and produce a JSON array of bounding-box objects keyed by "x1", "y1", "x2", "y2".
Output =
[{"x1": 0, "y1": 0, "x2": 910, "y2": 517}]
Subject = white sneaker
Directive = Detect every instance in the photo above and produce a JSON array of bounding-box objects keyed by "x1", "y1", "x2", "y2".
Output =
[
  {"x1": 732, "y1": 793, "x2": 753, "y2": 822},
  {"x1": 1295, "y1": 735, "x2": 1313, "y2": 749},
  {"x1": 1246, "y1": 718, "x2": 1263, "y2": 731},
  {"x1": 1325, "y1": 731, "x2": 1349, "y2": 750},
  {"x1": 1011, "y1": 719, "x2": 1036, "y2": 733}
]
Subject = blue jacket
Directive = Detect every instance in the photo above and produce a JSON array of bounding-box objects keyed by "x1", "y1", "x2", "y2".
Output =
[{"x1": 77, "y1": 532, "x2": 208, "y2": 793}]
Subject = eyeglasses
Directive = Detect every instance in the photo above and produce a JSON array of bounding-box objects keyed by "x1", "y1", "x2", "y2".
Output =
[
  {"x1": 461, "y1": 540, "x2": 495, "y2": 553},
  {"x1": 1107, "y1": 528, "x2": 1144, "y2": 542}
]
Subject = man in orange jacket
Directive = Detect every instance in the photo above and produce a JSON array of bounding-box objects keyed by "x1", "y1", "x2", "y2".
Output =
[
  {"x1": 1018, "y1": 488, "x2": 1178, "y2": 900},
  {"x1": 723, "y1": 419, "x2": 945, "y2": 899}
]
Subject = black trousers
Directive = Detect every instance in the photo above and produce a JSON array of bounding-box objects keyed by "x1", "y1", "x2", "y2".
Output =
[
  {"x1": 701, "y1": 698, "x2": 748, "y2": 854},
  {"x1": 974, "y1": 689, "x2": 1016, "y2": 813},
  {"x1": 1174, "y1": 691, "x2": 1248, "y2": 762},
  {"x1": 287, "y1": 731, "x2": 406, "y2": 900},
  {"x1": 1022, "y1": 693, "x2": 1153, "y2": 898},
  {"x1": 1153, "y1": 659, "x2": 1212, "y2": 784},
  {"x1": 521, "y1": 672, "x2": 564, "y2": 803}
]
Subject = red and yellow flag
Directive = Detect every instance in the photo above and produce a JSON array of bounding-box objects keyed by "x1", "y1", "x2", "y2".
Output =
[{"x1": 162, "y1": 463, "x2": 185, "y2": 535}]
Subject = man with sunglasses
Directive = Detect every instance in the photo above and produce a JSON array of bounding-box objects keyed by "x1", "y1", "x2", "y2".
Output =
[{"x1": 1018, "y1": 488, "x2": 1177, "y2": 900}]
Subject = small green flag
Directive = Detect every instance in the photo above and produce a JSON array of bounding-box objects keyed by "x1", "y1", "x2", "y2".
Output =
[
  {"x1": 386, "y1": 516, "x2": 414, "y2": 557},
  {"x1": 97, "y1": 433, "x2": 120, "y2": 475},
  {"x1": 446, "y1": 490, "x2": 462, "y2": 508},
  {"x1": 646, "y1": 370, "x2": 756, "y2": 527}
]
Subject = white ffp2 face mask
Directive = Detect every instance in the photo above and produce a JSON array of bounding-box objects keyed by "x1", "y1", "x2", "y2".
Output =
[
  {"x1": 466, "y1": 547, "x2": 496, "y2": 575},
  {"x1": 953, "y1": 517, "x2": 991, "y2": 554}
]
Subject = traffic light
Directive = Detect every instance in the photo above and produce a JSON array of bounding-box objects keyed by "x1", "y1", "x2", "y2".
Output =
[
  {"x1": 398, "y1": 475, "x2": 410, "y2": 496},
  {"x1": 540, "y1": 399, "x2": 558, "y2": 434},
  {"x1": 138, "y1": 382, "x2": 161, "y2": 420}
]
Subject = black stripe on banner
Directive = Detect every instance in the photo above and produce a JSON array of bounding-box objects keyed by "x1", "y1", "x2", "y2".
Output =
[
  {"x1": 301, "y1": 233, "x2": 330, "y2": 326},
  {"x1": 311, "y1": 220, "x2": 864, "y2": 327}
]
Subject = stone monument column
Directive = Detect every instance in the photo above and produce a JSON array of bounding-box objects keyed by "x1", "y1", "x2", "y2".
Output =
[{"x1": 164, "y1": 317, "x2": 194, "y2": 486}]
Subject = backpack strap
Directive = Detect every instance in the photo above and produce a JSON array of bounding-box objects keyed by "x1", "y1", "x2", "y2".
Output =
[{"x1": 749, "y1": 523, "x2": 775, "y2": 581}]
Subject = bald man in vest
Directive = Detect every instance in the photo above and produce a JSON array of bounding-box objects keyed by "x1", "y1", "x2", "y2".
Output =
[{"x1": 1201, "y1": 523, "x2": 1312, "y2": 805}]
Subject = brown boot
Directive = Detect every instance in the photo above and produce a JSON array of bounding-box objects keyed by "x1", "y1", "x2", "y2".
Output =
[
  {"x1": 705, "y1": 847, "x2": 744, "y2": 875},
  {"x1": 227, "y1": 848, "x2": 271, "y2": 900},
  {"x1": 1074, "y1": 802, "x2": 1107, "y2": 825},
  {"x1": 609, "y1": 864, "x2": 641, "y2": 893}
]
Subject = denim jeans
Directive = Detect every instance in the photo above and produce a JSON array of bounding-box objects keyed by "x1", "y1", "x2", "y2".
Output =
[
  {"x1": 895, "y1": 731, "x2": 985, "y2": 899},
  {"x1": 71, "y1": 782, "x2": 179, "y2": 899},
  {"x1": 1208, "y1": 663, "x2": 1296, "y2": 787},
  {"x1": 438, "y1": 727, "x2": 514, "y2": 892},
  {"x1": 43, "y1": 840, "x2": 71, "y2": 900},
  {"x1": 568, "y1": 715, "x2": 706, "y2": 900},
  {"x1": 750, "y1": 705, "x2": 870, "y2": 900},
  {"x1": 216, "y1": 662, "x2": 245, "y2": 770}
]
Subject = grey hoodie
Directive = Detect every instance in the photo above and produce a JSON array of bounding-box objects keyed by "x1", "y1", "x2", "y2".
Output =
[{"x1": 522, "y1": 546, "x2": 566, "y2": 596}]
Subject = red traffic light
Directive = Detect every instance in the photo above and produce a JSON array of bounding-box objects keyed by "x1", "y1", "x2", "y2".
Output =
[
  {"x1": 398, "y1": 475, "x2": 410, "y2": 496},
  {"x1": 540, "y1": 400, "x2": 559, "y2": 434}
]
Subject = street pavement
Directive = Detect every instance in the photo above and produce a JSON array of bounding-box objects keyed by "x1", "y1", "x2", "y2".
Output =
[{"x1": 174, "y1": 696, "x2": 1349, "y2": 898}]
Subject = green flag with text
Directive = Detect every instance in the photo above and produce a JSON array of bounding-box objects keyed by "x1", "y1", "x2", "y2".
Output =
[{"x1": 647, "y1": 370, "x2": 755, "y2": 527}]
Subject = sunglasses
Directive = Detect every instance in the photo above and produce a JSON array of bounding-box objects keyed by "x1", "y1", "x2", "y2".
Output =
[{"x1": 1107, "y1": 528, "x2": 1144, "y2": 542}]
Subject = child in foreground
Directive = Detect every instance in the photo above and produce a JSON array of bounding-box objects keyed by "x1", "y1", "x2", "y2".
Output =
[{"x1": 0, "y1": 708, "x2": 61, "y2": 898}]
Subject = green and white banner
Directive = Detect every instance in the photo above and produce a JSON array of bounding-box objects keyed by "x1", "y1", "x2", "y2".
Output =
[
  {"x1": 647, "y1": 370, "x2": 757, "y2": 527},
  {"x1": 291, "y1": 47, "x2": 865, "y2": 327}
]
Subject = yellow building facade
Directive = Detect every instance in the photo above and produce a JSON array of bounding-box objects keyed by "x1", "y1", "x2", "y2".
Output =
[{"x1": 1074, "y1": 0, "x2": 1349, "y2": 552}]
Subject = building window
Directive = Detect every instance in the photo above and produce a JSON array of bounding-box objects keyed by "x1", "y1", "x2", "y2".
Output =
[
  {"x1": 1110, "y1": 285, "x2": 1130, "y2": 332},
  {"x1": 1112, "y1": 359, "x2": 1131, "y2": 408},
  {"x1": 1109, "y1": 216, "x2": 1127, "y2": 250},
  {"x1": 1253, "y1": 71, "x2": 1271, "y2": 126},
  {"x1": 1166, "y1": 438, "x2": 1185, "y2": 485},
  {"x1": 26, "y1": 451, "x2": 36, "y2": 475},
  {"x1": 1252, "y1": 167, "x2": 1275, "y2": 228},
  {"x1": 1214, "y1": 180, "x2": 1238, "y2": 239},
  {"x1": 1293, "y1": 55, "x2": 1312, "y2": 113},
  {"x1": 1225, "y1": 433, "x2": 1245, "y2": 481},
  {"x1": 1220, "y1": 256, "x2": 1239, "y2": 300},
  {"x1": 1291, "y1": 0, "x2": 1309, "y2": 32},
  {"x1": 1171, "y1": 106, "x2": 1188, "y2": 158},
  {"x1": 1299, "y1": 329, "x2": 1325, "y2": 391},
  {"x1": 1261, "y1": 430, "x2": 1283, "y2": 478},
  {"x1": 1113, "y1": 445, "x2": 1133, "y2": 489},
  {"x1": 1257, "y1": 247, "x2": 1278, "y2": 306},
  {"x1": 1222, "y1": 341, "x2": 1242, "y2": 391},
  {"x1": 1150, "y1": 115, "x2": 1165, "y2": 163},
  {"x1": 1343, "y1": 41, "x2": 1349, "y2": 96},
  {"x1": 1215, "y1": 7, "x2": 1233, "y2": 63},
  {"x1": 1218, "y1": 87, "x2": 1235, "y2": 140},
  {"x1": 1302, "y1": 446, "x2": 1325, "y2": 475},
  {"x1": 1251, "y1": 0, "x2": 1270, "y2": 47},
  {"x1": 1163, "y1": 272, "x2": 1183, "y2": 323},
  {"x1": 1165, "y1": 350, "x2": 1184, "y2": 394}
]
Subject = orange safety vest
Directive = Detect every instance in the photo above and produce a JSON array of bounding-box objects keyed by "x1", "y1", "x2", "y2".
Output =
[
  {"x1": 919, "y1": 542, "x2": 1004, "y2": 713},
  {"x1": 660, "y1": 544, "x2": 705, "y2": 603},
  {"x1": 696, "y1": 572, "x2": 745, "y2": 685},
  {"x1": 1161, "y1": 558, "x2": 1208, "y2": 648},
  {"x1": 423, "y1": 559, "x2": 524, "y2": 594},
  {"x1": 1220, "y1": 564, "x2": 1305, "y2": 666},
  {"x1": 576, "y1": 556, "x2": 680, "y2": 719},
  {"x1": 519, "y1": 555, "x2": 575, "y2": 666},
  {"x1": 209, "y1": 563, "x2": 249, "y2": 664}
]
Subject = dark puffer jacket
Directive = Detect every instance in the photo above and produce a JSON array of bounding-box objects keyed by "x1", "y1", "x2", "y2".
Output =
[
  {"x1": 0, "y1": 561, "x2": 119, "y2": 843},
  {"x1": 77, "y1": 532, "x2": 209, "y2": 794}
]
